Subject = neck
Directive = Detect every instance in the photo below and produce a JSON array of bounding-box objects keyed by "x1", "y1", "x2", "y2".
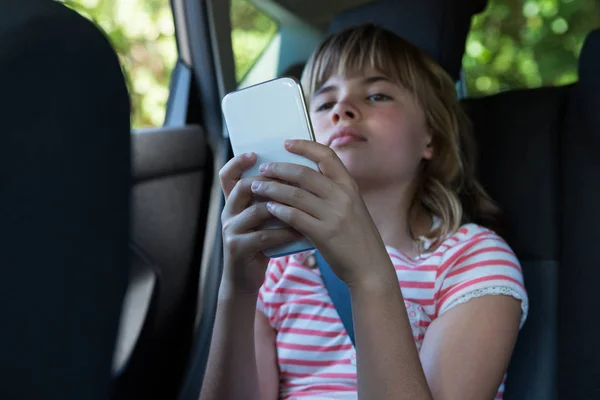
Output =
[{"x1": 359, "y1": 180, "x2": 428, "y2": 257}]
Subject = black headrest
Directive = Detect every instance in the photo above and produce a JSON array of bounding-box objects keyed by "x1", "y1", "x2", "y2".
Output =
[
  {"x1": 329, "y1": 0, "x2": 488, "y2": 80},
  {"x1": 575, "y1": 29, "x2": 600, "y2": 143},
  {"x1": 0, "y1": 0, "x2": 131, "y2": 130},
  {"x1": 579, "y1": 29, "x2": 600, "y2": 77}
]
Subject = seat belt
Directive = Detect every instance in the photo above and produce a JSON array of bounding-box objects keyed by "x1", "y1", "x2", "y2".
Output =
[{"x1": 315, "y1": 251, "x2": 355, "y2": 346}]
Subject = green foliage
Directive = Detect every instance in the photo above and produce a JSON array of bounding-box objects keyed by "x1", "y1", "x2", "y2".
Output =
[
  {"x1": 60, "y1": 0, "x2": 177, "y2": 128},
  {"x1": 464, "y1": 0, "x2": 599, "y2": 95},
  {"x1": 230, "y1": 0, "x2": 277, "y2": 82},
  {"x1": 59, "y1": 0, "x2": 598, "y2": 128}
]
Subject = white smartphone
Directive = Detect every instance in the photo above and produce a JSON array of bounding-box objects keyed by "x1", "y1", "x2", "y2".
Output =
[{"x1": 221, "y1": 76, "x2": 319, "y2": 258}]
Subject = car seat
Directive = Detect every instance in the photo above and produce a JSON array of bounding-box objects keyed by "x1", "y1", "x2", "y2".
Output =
[
  {"x1": 558, "y1": 28, "x2": 600, "y2": 400},
  {"x1": 0, "y1": 0, "x2": 131, "y2": 399}
]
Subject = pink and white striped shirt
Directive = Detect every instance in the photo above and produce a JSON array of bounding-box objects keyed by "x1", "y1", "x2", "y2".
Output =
[{"x1": 256, "y1": 223, "x2": 528, "y2": 400}]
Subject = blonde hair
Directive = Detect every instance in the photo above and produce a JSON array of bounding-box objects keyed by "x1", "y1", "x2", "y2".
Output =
[{"x1": 300, "y1": 24, "x2": 498, "y2": 251}]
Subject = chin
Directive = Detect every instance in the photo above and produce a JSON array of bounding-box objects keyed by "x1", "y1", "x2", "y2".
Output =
[{"x1": 337, "y1": 157, "x2": 375, "y2": 181}]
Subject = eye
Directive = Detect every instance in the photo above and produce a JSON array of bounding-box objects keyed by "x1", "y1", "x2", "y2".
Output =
[
  {"x1": 367, "y1": 93, "x2": 392, "y2": 102},
  {"x1": 315, "y1": 102, "x2": 335, "y2": 112}
]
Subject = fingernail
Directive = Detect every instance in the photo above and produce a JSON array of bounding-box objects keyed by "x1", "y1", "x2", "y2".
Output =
[
  {"x1": 259, "y1": 163, "x2": 268, "y2": 172},
  {"x1": 284, "y1": 140, "x2": 292, "y2": 149},
  {"x1": 251, "y1": 181, "x2": 261, "y2": 191},
  {"x1": 244, "y1": 152, "x2": 254, "y2": 159}
]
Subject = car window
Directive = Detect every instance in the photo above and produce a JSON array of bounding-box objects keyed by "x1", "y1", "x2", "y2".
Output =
[
  {"x1": 231, "y1": 0, "x2": 278, "y2": 83},
  {"x1": 60, "y1": 0, "x2": 177, "y2": 129},
  {"x1": 464, "y1": 0, "x2": 600, "y2": 96}
]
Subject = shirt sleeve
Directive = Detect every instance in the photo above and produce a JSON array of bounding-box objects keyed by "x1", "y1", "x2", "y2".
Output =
[
  {"x1": 436, "y1": 232, "x2": 529, "y2": 328},
  {"x1": 256, "y1": 255, "x2": 289, "y2": 330}
]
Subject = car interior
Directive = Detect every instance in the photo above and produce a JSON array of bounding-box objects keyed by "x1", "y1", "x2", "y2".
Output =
[{"x1": 2, "y1": 0, "x2": 599, "y2": 399}]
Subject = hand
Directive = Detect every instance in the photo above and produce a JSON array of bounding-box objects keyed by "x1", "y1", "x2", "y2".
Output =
[
  {"x1": 250, "y1": 140, "x2": 393, "y2": 287},
  {"x1": 219, "y1": 152, "x2": 301, "y2": 295}
]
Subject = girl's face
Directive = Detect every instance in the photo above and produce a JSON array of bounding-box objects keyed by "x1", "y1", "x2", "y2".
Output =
[{"x1": 309, "y1": 67, "x2": 433, "y2": 189}]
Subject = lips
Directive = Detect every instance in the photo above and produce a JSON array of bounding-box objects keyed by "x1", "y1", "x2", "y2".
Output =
[{"x1": 327, "y1": 127, "x2": 366, "y2": 148}]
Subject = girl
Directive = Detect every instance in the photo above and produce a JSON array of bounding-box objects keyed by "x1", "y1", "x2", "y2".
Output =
[{"x1": 201, "y1": 24, "x2": 528, "y2": 400}]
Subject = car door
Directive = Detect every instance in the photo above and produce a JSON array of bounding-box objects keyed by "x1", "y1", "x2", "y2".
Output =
[{"x1": 111, "y1": 0, "x2": 235, "y2": 398}]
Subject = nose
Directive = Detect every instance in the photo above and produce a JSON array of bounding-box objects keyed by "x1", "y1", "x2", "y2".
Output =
[{"x1": 331, "y1": 101, "x2": 360, "y2": 124}]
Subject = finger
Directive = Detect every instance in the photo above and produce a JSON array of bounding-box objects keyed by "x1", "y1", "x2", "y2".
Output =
[
  {"x1": 258, "y1": 162, "x2": 334, "y2": 199},
  {"x1": 224, "y1": 202, "x2": 278, "y2": 233},
  {"x1": 251, "y1": 180, "x2": 325, "y2": 219},
  {"x1": 231, "y1": 228, "x2": 304, "y2": 255},
  {"x1": 266, "y1": 201, "x2": 320, "y2": 237},
  {"x1": 219, "y1": 152, "x2": 256, "y2": 199},
  {"x1": 223, "y1": 175, "x2": 269, "y2": 216},
  {"x1": 283, "y1": 140, "x2": 352, "y2": 184}
]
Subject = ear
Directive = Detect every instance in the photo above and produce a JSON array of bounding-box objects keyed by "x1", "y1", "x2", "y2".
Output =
[{"x1": 422, "y1": 132, "x2": 434, "y2": 160}]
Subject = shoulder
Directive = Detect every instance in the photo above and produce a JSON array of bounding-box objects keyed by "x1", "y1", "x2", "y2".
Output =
[
  {"x1": 442, "y1": 223, "x2": 507, "y2": 250},
  {"x1": 435, "y1": 224, "x2": 528, "y2": 326},
  {"x1": 435, "y1": 223, "x2": 516, "y2": 269}
]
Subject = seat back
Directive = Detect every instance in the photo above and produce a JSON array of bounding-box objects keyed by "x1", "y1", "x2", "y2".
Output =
[
  {"x1": 463, "y1": 86, "x2": 570, "y2": 399},
  {"x1": 466, "y1": 29, "x2": 600, "y2": 399},
  {"x1": 559, "y1": 29, "x2": 600, "y2": 399},
  {"x1": 113, "y1": 125, "x2": 209, "y2": 399},
  {"x1": 0, "y1": 1, "x2": 131, "y2": 398}
]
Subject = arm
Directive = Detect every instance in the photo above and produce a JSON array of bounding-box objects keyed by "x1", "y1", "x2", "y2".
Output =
[
  {"x1": 419, "y1": 234, "x2": 525, "y2": 399},
  {"x1": 199, "y1": 290, "x2": 280, "y2": 400},
  {"x1": 199, "y1": 289, "x2": 261, "y2": 400},
  {"x1": 200, "y1": 152, "x2": 295, "y2": 400},
  {"x1": 419, "y1": 295, "x2": 521, "y2": 400},
  {"x1": 350, "y1": 272, "x2": 521, "y2": 400},
  {"x1": 351, "y1": 235, "x2": 524, "y2": 400},
  {"x1": 350, "y1": 269, "x2": 433, "y2": 400},
  {"x1": 255, "y1": 310, "x2": 280, "y2": 400}
]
